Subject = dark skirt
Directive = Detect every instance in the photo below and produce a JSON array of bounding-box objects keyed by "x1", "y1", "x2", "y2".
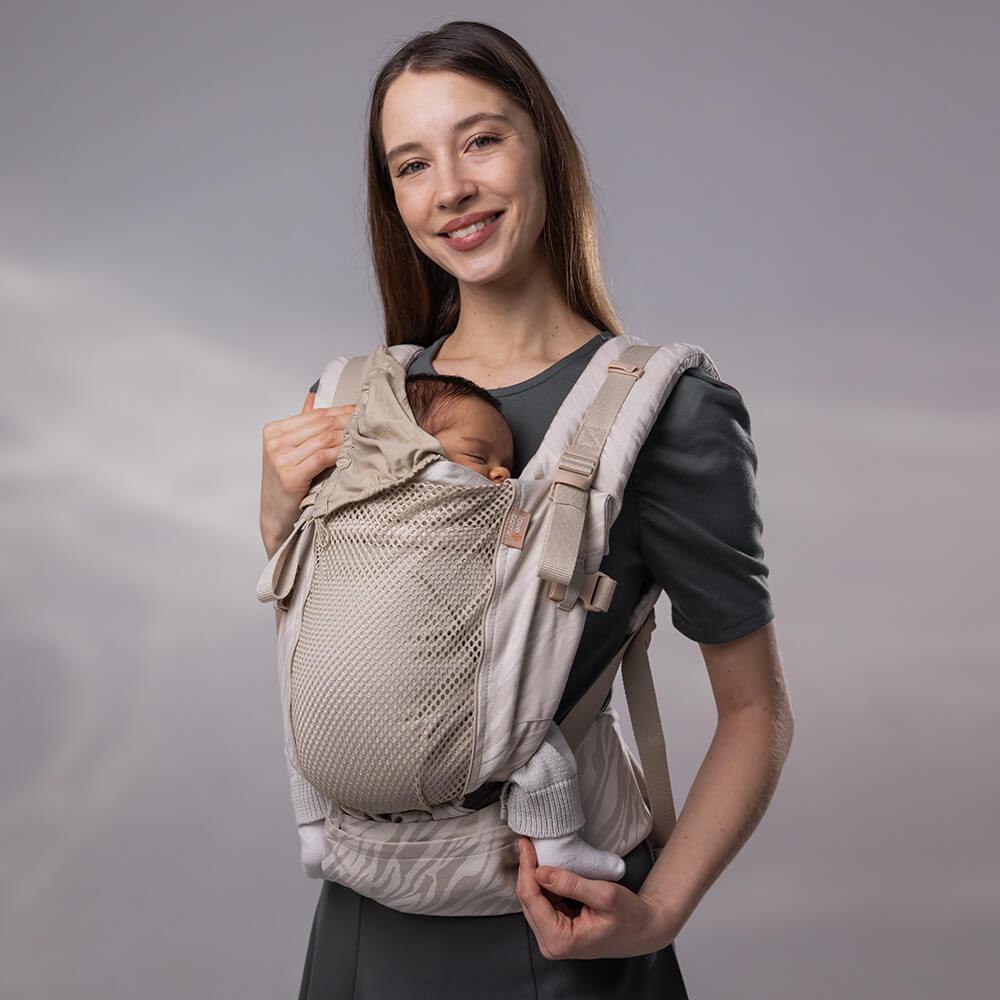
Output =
[{"x1": 298, "y1": 838, "x2": 689, "y2": 999}]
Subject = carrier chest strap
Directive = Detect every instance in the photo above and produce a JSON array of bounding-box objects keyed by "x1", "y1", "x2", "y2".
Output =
[{"x1": 538, "y1": 345, "x2": 660, "y2": 612}]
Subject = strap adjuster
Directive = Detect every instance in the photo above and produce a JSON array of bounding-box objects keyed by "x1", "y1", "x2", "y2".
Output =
[
  {"x1": 579, "y1": 571, "x2": 617, "y2": 612},
  {"x1": 552, "y1": 448, "x2": 599, "y2": 491},
  {"x1": 607, "y1": 359, "x2": 644, "y2": 379},
  {"x1": 547, "y1": 572, "x2": 617, "y2": 612}
]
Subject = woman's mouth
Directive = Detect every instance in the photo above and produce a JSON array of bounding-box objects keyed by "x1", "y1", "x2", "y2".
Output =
[{"x1": 438, "y1": 211, "x2": 505, "y2": 251}]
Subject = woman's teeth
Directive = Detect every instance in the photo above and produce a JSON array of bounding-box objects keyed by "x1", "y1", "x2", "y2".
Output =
[{"x1": 444, "y1": 212, "x2": 501, "y2": 239}]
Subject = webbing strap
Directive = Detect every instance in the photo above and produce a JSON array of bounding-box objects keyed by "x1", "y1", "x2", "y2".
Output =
[
  {"x1": 537, "y1": 345, "x2": 660, "y2": 610},
  {"x1": 559, "y1": 606, "x2": 677, "y2": 854},
  {"x1": 620, "y1": 611, "x2": 677, "y2": 855}
]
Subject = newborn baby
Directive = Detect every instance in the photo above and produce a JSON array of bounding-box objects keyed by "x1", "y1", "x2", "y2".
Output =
[{"x1": 402, "y1": 371, "x2": 627, "y2": 883}]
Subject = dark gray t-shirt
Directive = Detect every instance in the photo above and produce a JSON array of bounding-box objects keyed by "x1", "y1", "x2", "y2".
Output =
[{"x1": 308, "y1": 330, "x2": 774, "y2": 722}]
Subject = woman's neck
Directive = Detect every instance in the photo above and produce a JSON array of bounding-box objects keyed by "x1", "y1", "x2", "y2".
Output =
[
  {"x1": 438, "y1": 320, "x2": 601, "y2": 367},
  {"x1": 440, "y1": 270, "x2": 600, "y2": 370},
  {"x1": 431, "y1": 319, "x2": 602, "y2": 390}
]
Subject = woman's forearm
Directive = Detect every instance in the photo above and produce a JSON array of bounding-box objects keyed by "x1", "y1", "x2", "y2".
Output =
[
  {"x1": 261, "y1": 508, "x2": 296, "y2": 560},
  {"x1": 638, "y1": 701, "x2": 794, "y2": 944}
]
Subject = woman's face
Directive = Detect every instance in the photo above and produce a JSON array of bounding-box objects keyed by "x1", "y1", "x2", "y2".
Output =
[{"x1": 381, "y1": 69, "x2": 547, "y2": 287}]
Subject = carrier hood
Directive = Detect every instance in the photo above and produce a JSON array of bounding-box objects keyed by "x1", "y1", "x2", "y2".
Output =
[
  {"x1": 256, "y1": 344, "x2": 446, "y2": 607},
  {"x1": 307, "y1": 343, "x2": 447, "y2": 519}
]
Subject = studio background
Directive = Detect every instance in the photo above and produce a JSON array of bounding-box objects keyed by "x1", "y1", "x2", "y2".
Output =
[{"x1": 2, "y1": 3, "x2": 996, "y2": 998}]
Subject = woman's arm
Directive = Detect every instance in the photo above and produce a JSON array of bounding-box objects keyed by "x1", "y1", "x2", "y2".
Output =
[
  {"x1": 518, "y1": 369, "x2": 789, "y2": 958},
  {"x1": 638, "y1": 620, "x2": 794, "y2": 943}
]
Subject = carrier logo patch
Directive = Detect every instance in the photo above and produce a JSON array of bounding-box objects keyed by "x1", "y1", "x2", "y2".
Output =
[{"x1": 501, "y1": 506, "x2": 531, "y2": 549}]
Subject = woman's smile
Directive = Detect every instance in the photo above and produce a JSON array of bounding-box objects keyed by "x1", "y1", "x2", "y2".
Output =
[{"x1": 438, "y1": 210, "x2": 505, "y2": 251}]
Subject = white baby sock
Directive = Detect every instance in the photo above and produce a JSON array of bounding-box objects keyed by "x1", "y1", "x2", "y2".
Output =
[
  {"x1": 533, "y1": 830, "x2": 627, "y2": 882},
  {"x1": 297, "y1": 819, "x2": 327, "y2": 878}
]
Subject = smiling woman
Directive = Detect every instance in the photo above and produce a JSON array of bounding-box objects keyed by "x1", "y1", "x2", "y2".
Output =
[
  {"x1": 376, "y1": 64, "x2": 551, "y2": 298},
  {"x1": 269, "y1": 17, "x2": 788, "y2": 1000}
]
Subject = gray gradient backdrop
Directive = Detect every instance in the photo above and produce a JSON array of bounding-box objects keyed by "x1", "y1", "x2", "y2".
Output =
[{"x1": 2, "y1": 2, "x2": 997, "y2": 998}]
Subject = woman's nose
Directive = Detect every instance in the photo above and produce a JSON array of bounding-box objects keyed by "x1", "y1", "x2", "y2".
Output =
[{"x1": 435, "y1": 162, "x2": 479, "y2": 210}]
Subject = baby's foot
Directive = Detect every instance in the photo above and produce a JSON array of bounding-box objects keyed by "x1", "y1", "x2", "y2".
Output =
[
  {"x1": 533, "y1": 831, "x2": 627, "y2": 881},
  {"x1": 298, "y1": 820, "x2": 327, "y2": 879}
]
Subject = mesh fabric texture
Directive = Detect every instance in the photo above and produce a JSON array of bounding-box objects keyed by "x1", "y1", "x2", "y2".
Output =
[{"x1": 290, "y1": 475, "x2": 516, "y2": 816}]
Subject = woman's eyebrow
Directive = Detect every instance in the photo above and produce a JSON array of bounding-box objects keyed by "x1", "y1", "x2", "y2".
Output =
[{"x1": 385, "y1": 112, "x2": 514, "y2": 165}]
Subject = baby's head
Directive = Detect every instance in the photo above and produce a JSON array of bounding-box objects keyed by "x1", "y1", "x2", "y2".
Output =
[{"x1": 405, "y1": 373, "x2": 513, "y2": 483}]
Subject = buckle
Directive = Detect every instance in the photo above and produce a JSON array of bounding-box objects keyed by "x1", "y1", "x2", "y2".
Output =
[
  {"x1": 607, "y1": 359, "x2": 644, "y2": 379},
  {"x1": 552, "y1": 448, "x2": 598, "y2": 491},
  {"x1": 580, "y1": 572, "x2": 617, "y2": 612},
  {"x1": 546, "y1": 573, "x2": 617, "y2": 612}
]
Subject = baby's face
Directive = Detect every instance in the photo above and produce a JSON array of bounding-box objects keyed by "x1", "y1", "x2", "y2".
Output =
[{"x1": 432, "y1": 396, "x2": 514, "y2": 483}]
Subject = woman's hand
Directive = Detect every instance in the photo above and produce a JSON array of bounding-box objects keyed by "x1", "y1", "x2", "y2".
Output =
[
  {"x1": 259, "y1": 390, "x2": 356, "y2": 558},
  {"x1": 516, "y1": 836, "x2": 675, "y2": 960}
]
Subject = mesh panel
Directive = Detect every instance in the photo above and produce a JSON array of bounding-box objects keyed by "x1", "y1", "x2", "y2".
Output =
[{"x1": 290, "y1": 476, "x2": 516, "y2": 816}]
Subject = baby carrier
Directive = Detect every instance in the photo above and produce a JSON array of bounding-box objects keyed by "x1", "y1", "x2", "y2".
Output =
[{"x1": 256, "y1": 334, "x2": 721, "y2": 917}]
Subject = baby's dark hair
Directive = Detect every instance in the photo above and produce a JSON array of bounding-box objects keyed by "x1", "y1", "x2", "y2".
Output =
[{"x1": 405, "y1": 373, "x2": 506, "y2": 437}]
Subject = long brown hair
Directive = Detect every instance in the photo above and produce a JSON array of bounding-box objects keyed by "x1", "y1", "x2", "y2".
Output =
[{"x1": 365, "y1": 20, "x2": 623, "y2": 347}]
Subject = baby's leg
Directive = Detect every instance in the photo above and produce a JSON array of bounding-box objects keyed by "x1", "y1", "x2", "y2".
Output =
[{"x1": 500, "y1": 720, "x2": 626, "y2": 881}]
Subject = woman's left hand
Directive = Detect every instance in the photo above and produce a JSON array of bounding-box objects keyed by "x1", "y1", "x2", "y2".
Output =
[{"x1": 515, "y1": 836, "x2": 675, "y2": 960}]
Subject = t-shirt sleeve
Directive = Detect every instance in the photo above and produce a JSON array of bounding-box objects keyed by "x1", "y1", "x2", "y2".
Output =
[{"x1": 633, "y1": 367, "x2": 774, "y2": 644}]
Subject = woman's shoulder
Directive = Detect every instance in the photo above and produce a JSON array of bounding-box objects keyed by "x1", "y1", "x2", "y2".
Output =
[
  {"x1": 628, "y1": 359, "x2": 762, "y2": 525},
  {"x1": 629, "y1": 361, "x2": 772, "y2": 644},
  {"x1": 649, "y1": 363, "x2": 752, "y2": 448}
]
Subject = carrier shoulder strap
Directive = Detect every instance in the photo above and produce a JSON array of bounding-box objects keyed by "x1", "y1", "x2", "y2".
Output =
[
  {"x1": 549, "y1": 340, "x2": 721, "y2": 855},
  {"x1": 537, "y1": 344, "x2": 659, "y2": 612},
  {"x1": 329, "y1": 354, "x2": 370, "y2": 406},
  {"x1": 536, "y1": 339, "x2": 720, "y2": 614},
  {"x1": 317, "y1": 343, "x2": 424, "y2": 409}
]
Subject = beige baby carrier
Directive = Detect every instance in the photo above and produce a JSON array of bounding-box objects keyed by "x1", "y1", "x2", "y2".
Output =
[{"x1": 256, "y1": 334, "x2": 721, "y2": 916}]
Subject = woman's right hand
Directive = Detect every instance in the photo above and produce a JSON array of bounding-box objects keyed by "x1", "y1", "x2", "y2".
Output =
[{"x1": 259, "y1": 390, "x2": 356, "y2": 558}]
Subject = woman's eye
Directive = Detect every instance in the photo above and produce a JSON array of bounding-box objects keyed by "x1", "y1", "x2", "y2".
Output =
[
  {"x1": 468, "y1": 132, "x2": 499, "y2": 150},
  {"x1": 397, "y1": 160, "x2": 424, "y2": 178},
  {"x1": 395, "y1": 134, "x2": 500, "y2": 178}
]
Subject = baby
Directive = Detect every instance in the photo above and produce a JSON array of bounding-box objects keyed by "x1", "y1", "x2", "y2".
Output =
[{"x1": 402, "y1": 372, "x2": 627, "y2": 883}]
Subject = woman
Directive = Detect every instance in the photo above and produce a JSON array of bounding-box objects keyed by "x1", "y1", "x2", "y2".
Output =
[{"x1": 259, "y1": 20, "x2": 794, "y2": 999}]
